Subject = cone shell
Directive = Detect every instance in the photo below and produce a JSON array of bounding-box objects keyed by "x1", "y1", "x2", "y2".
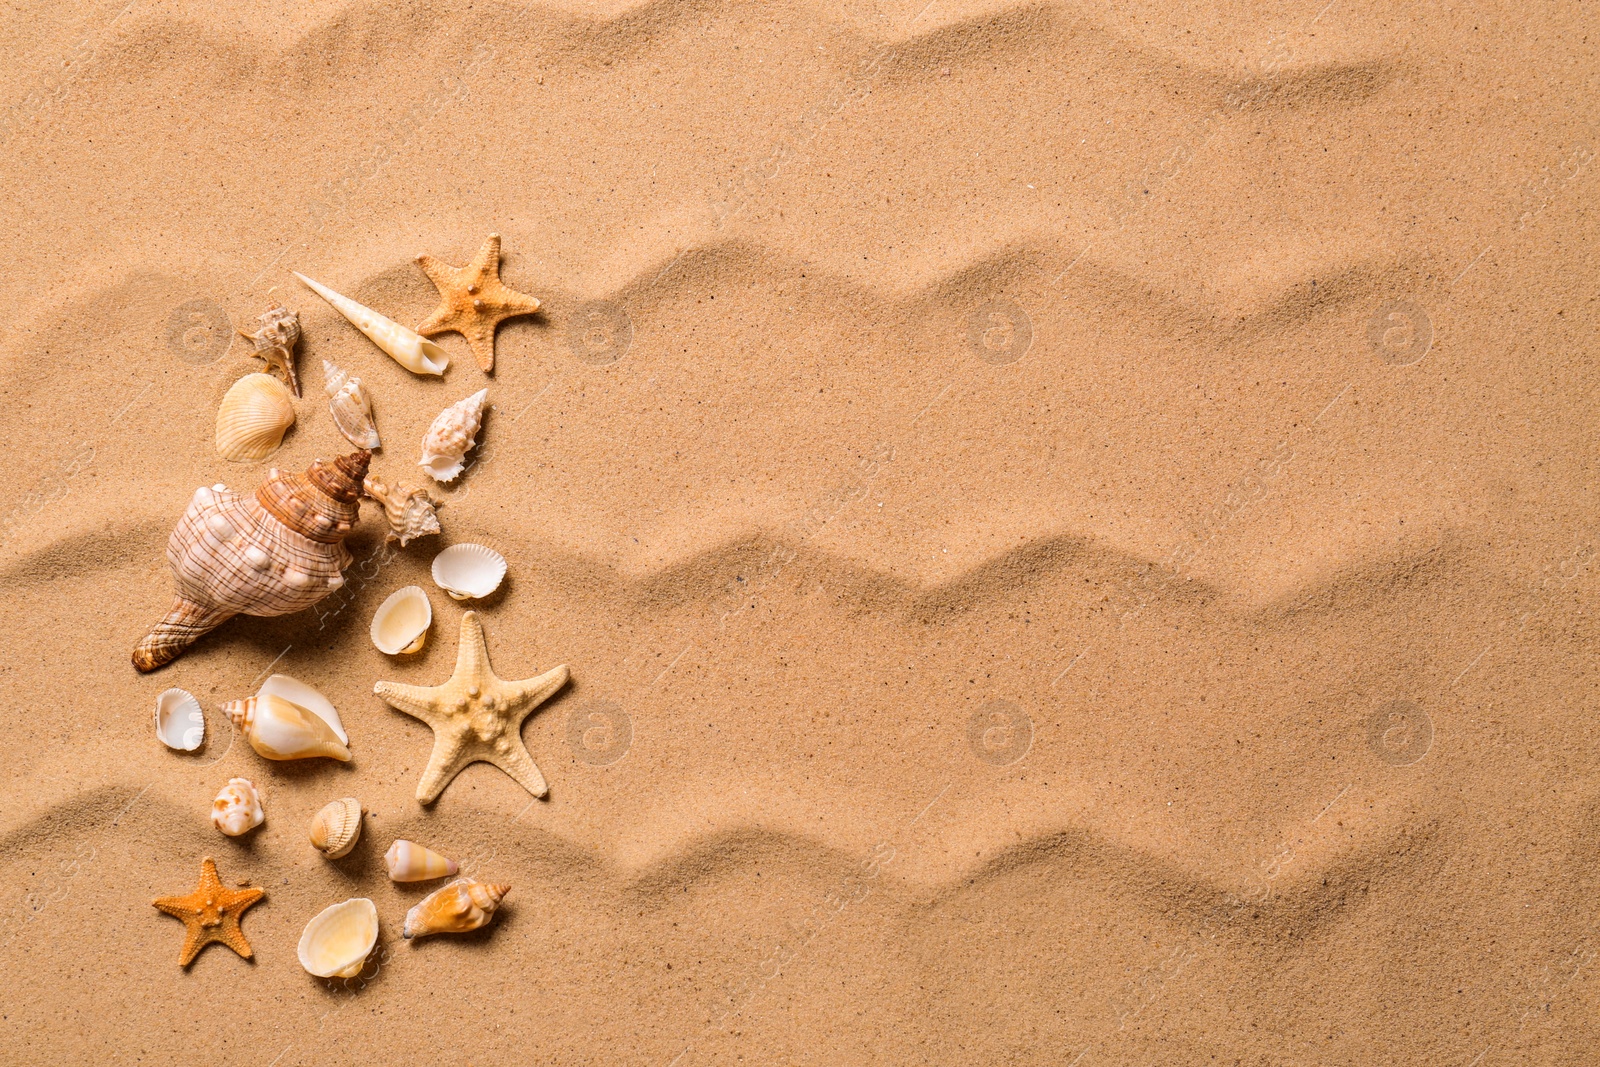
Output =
[
  {"x1": 298, "y1": 897, "x2": 378, "y2": 978},
  {"x1": 384, "y1": 839, "x2": 458, "y2": 882},
  {"x1": 242, "y1": 303, "x2": 302, "y2": 397},
  {"x1": 402, "y1": 878, "x2": 509, "y2": 939},
  {"x1": 431, "y1": 543, "x2": 506, "y2": 600},
  {"x1": 322, "y1": 360, "x2": 380, "y2": 450},
  {"x1": 225, "y1": 693, "x2": 352, "y2": 761},
  {"x1": 295, "y1": 272, "x2": 447, "y2": 376},
  {"x1": 362, "y1": 474, "x2": 441, "y2": 547},
  {"x1": 216, "y1": 373, "x2": 296, "y2": 462},
  {"x1": 154, "y1": 688, "x2": 205, "y2": 751},
  {"x1": 308, "y1": 797, "x2": 363, "y2": 859},
  {"x1": 371, "y1": 585, "x2": 432, "y2": 655},
  {"x1": 419, "y1": 389, "x2": 488, "y2": 483},
  {"x1": 211, "y1": 777, "x2": 264, "y2": 836}
]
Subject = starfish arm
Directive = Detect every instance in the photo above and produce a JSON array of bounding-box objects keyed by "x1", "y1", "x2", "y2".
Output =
[
  {"x1": 506, "y1": 665, "x2": 570, "y2": 726},
  {"x1": 464, "y1": 329, "x2": 497, "y2": 372},
  {"x1": 417, "y1": 734, "x2": 474, "y2": 805},
  {"x1": 375, "y1": 680, "x2": 445, "y2": 725},
  {"x1": 414, "y1": 253, "x2": 457, "y2": 291},
  {"x1": 415, "y1": 306, "x2": 464, "y2": 337},
  {"x1": 470, "y1": 233, "x2": 503, "y2": 277},
  {"x1": 489, "y1": 288, "x2": 543, "y2": 316},
  {"x1": 217, "y1": 915, "x2": 254, "y2": 959},
  {"x1": 178, "y1": 926, "x2": 209, "y2": 967},
  {"x1": 488, "y1": 735, "x2": 549, "y2": 799},
  {"x1": 455, "y1": 612, "x2": 491, "y2": 680}
]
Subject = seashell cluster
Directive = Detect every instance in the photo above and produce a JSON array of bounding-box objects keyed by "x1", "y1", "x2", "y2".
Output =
[
  {"x1": 298, "y1": 897, "x2": 378, "y2": 978},
  {"x1": 295, "y1": 272, "x2": 447, "y2": 376},
  {"x1": 240, "y1": 303, "x2": 303, "y2": 397},
  {"x1": 419, "y1": 388, "x2": 488, "y2": 483},
  {"x1": 371, "y1": 585, "x2": 432, "y2": 655},
  {"x1": 362, "y1": 473, "x2": 441, "y2": 547},
  {"x1": 403, "y1": 878, "x2": 509, "y2": 939},
  {"x1": 216, "y1": 373, "x2": 296, "y2": 462},
  {"x1": 384, "y1": 839, "x2": 457, "y2": 882},
  {"x1": 308, "y1": 798, "x2": 363, "y2": 859},
  {"x1": 225, "y1": 693, "x2": 352, "y2": 762},
  {"x1": 322, "y1": 360, "x2": 380, "y2": 450},
  {"x1": 431, "y1": 543, "x2": 505, "y2": 600},
  {"x1": 211, "y1": 777, "x2": 264, "y2": 836},
  {"x1": 132, "y1": 451, "x2": 371, "y2": 672},
  {"x1": 154, "y1": 688, "x2": 205, "y2": 751}
]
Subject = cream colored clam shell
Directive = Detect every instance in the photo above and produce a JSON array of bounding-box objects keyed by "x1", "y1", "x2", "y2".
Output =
[
  {"x1": 308, "y1": 797, "x2": 363, "y2": 859},
  {"x1": 258, "y1": 673, "x2": 347, "y2": 744},
  {"x1": 211, "y1": 777, "x2": 264, "y2": 836},
  {"x1": 216, "y1": 373, "x2": 295, "y2": 462},
  {"x1": 418, "y1": 388, "x2": 488, "y2": 483},
  {"x1": 431, "y1": 543, "x2": 506, "y2": 600},
  {"x1": 295, "y1": 272, "x2": 447, "y2": 376},
  {"x1": 154, "y1": 688, "x2": 205, "y2": 751},
  {"x1": 297, "y1": 897, "x2": 378, "y2": 979},
  {"x1": 371, "y1": 585, "x2": 432, "y2": 655}
]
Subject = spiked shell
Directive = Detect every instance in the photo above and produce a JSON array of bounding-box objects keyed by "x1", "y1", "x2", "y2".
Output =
[
  {"x1": 322, "y1": 360, "x2": 380, "y2": 450},
  {"x1": 419, "y1": 388, "x2": 488, "y2": 483},
  {"x1": 131, "y1": 451, "x2": 371, "y2": 672},
  {"x1": 240, "y1": 303, "x2": 303, "y2": 396},
  {"x1": 216, "y1": 373, "x2": 295, "y2": 462},
  {"x1": 308, "y1": 797, "x2": 363, "y2": 858},
  {"x1": 362, "y1": 473, "x2": 441, "y2": 546},
  {"x1": 402, "y1": 877, "x2": 509, "y2": 939}
]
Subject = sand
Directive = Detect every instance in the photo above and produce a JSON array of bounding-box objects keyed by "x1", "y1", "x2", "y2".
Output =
[{"x1": 1, "y1": 0, "x2": 1597, "y2": 1063}]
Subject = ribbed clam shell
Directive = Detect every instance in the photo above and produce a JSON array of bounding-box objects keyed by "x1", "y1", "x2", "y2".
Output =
[
  {"x1": 154, "y1": 688, "x2": 205, "y2": 751},
  {"x1": 216, "y1": 373, "x2": 296, "y2": 462},
  {"x1": 384, "y1": 839, "x2": 458, "y2": 882},
  {"x1": 225, "y1": 693, "x2": 352, "y2": 761},
  {"x1": 298, "y1": 897, "x2": 378, "y2": 979},
  {"x1": 211, "y1": 777, "x2": 264, "y2": 836},
  {"x1": 430, "y1": 543, "x2": 506, "y2": 600},
  {"x1": 402, "y1": 878, "x2": 509, "y2": 939},
  {"x1": 362, "y1": 474, "x2": 441, "y2": 547},
  {"x1": 418, "y1": 388, "x2": 488, "y2": 483},
  {"x1": 295, "y1": 272, "x2": 447, "y2": 376},
  {"x1": 308, "y1": 797, "x2": 363, "y2": 858},
  {"x1": 322, "y1": 360, "x2": 380, "y2": 449},
  {"x1": 371, "y1": 585, "x2": 432, "y2": 655}
]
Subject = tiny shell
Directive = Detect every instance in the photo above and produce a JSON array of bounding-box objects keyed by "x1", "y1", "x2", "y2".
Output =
[
  {"x1": 258, "y1": 673, "x2": 348, "y2": 745},
  {"x1": 294, "y1": 272, "x2": 447, "y2": 376},
  {"x1": 308, "y1": 798, "x2": 363, "y2": 859},
  {"x1": 216, "y1": 373, "x2": 295, "y2": 462},
  {"x1": 418, "y1": 388, "x2": 488, "y2": 483},
  {"x1": 298, "y1": 897, "x2": 378, "y2": 979},
  {"x1": 384, "y1": 839, "x2": 458, "y2": 882},
  {"x1": 431, "y1": 543, "x2": 506, "y2": 600},
  {"x1": 240, "y1": 303, "x2": 303, "y2": 397},
  {"x1": 403, "y1": 878, "x2": 509, "y2": 939},
  {"x1": 154, "y1": 688, "x2": 205, "y2": 751},
  {"x1": 322, "y1": 360, "x2": 380, "y2": 450},
  {"x1": 225, "y1": 693, "x2": 352, "y2": 762},
  {"x1": 362, "y1": 473, "x2": 442, "y2": 547},
  {"x1": 371, "y1": 585, "x2": 432, "y2": 655},
  {"x1": 211, "y1": 777, "x2": 264, "y2": 836}
]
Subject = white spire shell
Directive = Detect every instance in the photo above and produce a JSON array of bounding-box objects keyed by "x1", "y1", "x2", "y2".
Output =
[
  {"x1": 294, "y1": 272, "x2": 447, "y2": 376},
  {"x1": 418, "y1": 388, "x2": 488, "y2": 483}
]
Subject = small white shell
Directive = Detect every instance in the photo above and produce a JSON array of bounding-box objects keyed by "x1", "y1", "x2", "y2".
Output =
[
  {"x1": 431, "y1": 543, "x2": 506, "y2": 600},
  {"x1": 418, "y1": 388, "x2": 488, "y2": 483},
  {"x1": 308, "y1": 797, "x2": 363, "y2": 859},
  {"x1": 211, "y1": 777, "x2": 264, "y2": 836},
  {"x1": 154, "y1": 688, "x2": 205, "y2": 751},
  {"x1": 384, "y1": 839, "x2": 459, "y2": 882},
  {"x1": 216, "y1": 373, "x2": 295, "y2": 462},
  {"x1": 258, "y1": 673, "x2": 348, "y2": 745},
  {"x1": 322, "y1": 360, "x2": 381, "y2": 449},
  {"x1": 371, "y1": 585, "x2": 432, "y2": 655},
  {"x1": 295, "y1": 272, "x2": 447, "y2": 376},
  {"x1": 297, "y1": 897, "x2": 379, "y2": 979}
]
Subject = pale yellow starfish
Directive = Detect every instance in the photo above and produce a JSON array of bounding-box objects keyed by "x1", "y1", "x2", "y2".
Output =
[{"x1": 375, "y1": 611, "x2": 569, "y2": 804}]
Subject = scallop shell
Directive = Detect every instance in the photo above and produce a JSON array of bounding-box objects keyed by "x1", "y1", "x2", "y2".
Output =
[
  {"x1": 418, "y1": 389, "x2": 488, "y2": 483},
  {"x1": 371, "y1": 585, "x2": 432, "y2": 655},
  {"x1": 224, "y1": 693, "x2": 352, "y2": 762},
  {"x1": 308, "y1": 797, "x2": 363, "y2": 859},
  {"x1": 362, "y1": 474, "x2": 441, "y2": 547},
  {"x1": 431, "y1": 543, "x2": 506, "y2": 600},
  {"x1": 384, "y1": 839, "x2": 458, "y2": 882},
  {"x1": 216, "y1": 373, "x2": 296, "y2": 462},
  {"x1": 258, "y1": 673, "x2": 348, "y2": 744},
  {"x1": 322, "y1": 360, "x2": 380, "y2": 450},
  {"x1": 298, "y1": 897, "x2": 379, "y2": 979},
  {"x1": 211, "y1": 777, "x2": 264, "y2": 836},
  {"x1": 154, "y1": 688, "x2": 205, "y2": 751},
  {"x1": 240, "y1": 303, "x2": 302, "y2": 397},
  {"x1": 294, "y1": 272, "x2": 447, "y2": 376},
  {"x1": 402, "y1": 878, "x2": 509, "y2": 939}
]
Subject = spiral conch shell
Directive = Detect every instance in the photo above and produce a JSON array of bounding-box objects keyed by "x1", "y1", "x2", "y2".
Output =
[
  {"x1": 132, "y1": 451, "x2": 370, "y2": 672},
  {"x1": 224, "y1": 694, "x2": 352, "y2": 762},
  {"x1": 216, "y1": 373, "x2": 296, "y2": 462},
  {"x1": 294, "y1": 272, "x2": 447, "y2": 376},
  {"x1": 419, "y1": 388, "x2": 488, "y2": 483},
  {"x1": 298, "y1": 897, "x2": 378, "y2": 978},
  {"x1": 362, "y1": 474, "x2": 441, "y2": 547},
  {"x1": 322, "y1": 360, "x2": 380, "y2": 450},
  {"x1": 240, "y1": 303, "x2": 303, "y2": 397},
  {"x1": 211, "y1": 777, "x2": 264, "y2": 836},
  {"x1": 308, "y1": 797, "x2": 363, "y2": 859},
  {"x1": 402, "y1": 878, "x2": 509, "y2": 939},
  {"x1": 384, "y1": 839, "x2": 458, "y2": 882}
]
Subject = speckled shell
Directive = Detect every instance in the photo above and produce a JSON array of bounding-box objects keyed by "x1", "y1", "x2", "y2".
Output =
[
  {"x1": 402, "y1": 878, "x2": 509, "y2": 939},
  {"x1": 362, "y1": 474, "x2": 441, "y2": 546},
  {"x1": 323, "y1": 360, "x2": 380, "y2": 450},
  {"x1": 216, "y1": 373, "x2": 295, "y2": 462},
  {"x1": 308, "y1": 797, "x2": 363, "y2": 858},
  {"x1": 418, "y1": 389, "x2": 487, "y2": 483},
  {"x1": 211, "y1": 777, "x2": 264, "y2": 836}
]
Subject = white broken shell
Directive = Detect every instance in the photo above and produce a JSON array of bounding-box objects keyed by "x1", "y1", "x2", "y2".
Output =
[
  {"x1": 154, "y1": 688, "x2": 205, "y2": 751},
  {"x1": 297, "y1": 897, "x2": 379, "y2": 979},
  {"x1": 384, "y1": 839, "x2": 459, "y2": 882},
  {"x1": 295, "y1": 272, "x2": 447, "y2": 376},
  {"x1": 431, "y1": 543, "x2": 506, "y2": 600},
  {"x1": 308, "y1": 797, "x2": 363, "y2": 859},
  {"x1": 216, "y1": 373, "x2": 295, "y2": 462},
  {"x1": 371, "y1": 585, "x2": 432, "y2": 655},
  {"x1": 211, "y1": 777, "x2": 264, "y2": 836},
  {"x1": 419, "y1": 388, "x2": 488, "y2": 483},
  {"x1": 362, "y1": 473, "x2": 442, "y2": 547},
  {"x1": 322, "y1": 360, "x2": 380, "y2": 450},
  {"x1": 258, "y1": 673, "x2": 348, "y2": 744}
]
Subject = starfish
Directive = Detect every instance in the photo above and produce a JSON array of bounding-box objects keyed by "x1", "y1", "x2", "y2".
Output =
[
  {"x1": 151, "y1": 857, "x2": 264, "y2": 967},
  {"x1": 414, "y1": 233, "x2": 543, "y2": 372},
  {"x1": 375, "y1": 611, "x2": 569, "y2": 804}
]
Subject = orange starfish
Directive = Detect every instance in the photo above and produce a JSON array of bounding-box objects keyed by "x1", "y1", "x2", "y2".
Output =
[
  {"x1": 151, "y1": 857, "x2": 265, "y2": 967},
  {"x1": 414, "y1": 233, "x2": 543, "y2": 372}
]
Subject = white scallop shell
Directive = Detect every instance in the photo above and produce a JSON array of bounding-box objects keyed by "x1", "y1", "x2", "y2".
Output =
[
  {"x1": 371, "y1": 585, "x2": 432, "y2": 655},
  {"x1": 258, "y1": 673, "x2": 348, "y2": 745},
  {"x1": 295, "y1": 272, "x2": 447, "y2": 376},
  {"x1": 297, "y1": 897, "x2": 379, "y2": 979},
  {"x1": 215, "y1": 373, "x2": 295, "y2": 462},
  {"x1": 431, "y1": 543, "x2": 506, "y2": 600},
  {"x1": 418, "y1": 388, "x2": 488, "y2": 483},
  {"x1": 211, "y1": 777, "x2": 264, "y2": 836},
  {"x1": 154, "y1": 688, "x2": 205, "y2": 751},
  {"x1": 322, "y1": 360, "x2": 380, "y2": 449}
]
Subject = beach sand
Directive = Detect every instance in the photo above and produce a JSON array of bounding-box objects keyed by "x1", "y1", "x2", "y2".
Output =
[{"x1": 1, "y1": 1, "x2": 1597, "y2": 1063}]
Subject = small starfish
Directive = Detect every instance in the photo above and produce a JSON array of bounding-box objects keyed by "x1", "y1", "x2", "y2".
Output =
[
  {"x1": 151, "y1": 857, "x2": 264, "y2": 967},
  {"x1": 414, "y1": 233, "x2": 543, "y2": 372},
  {"x1": 375, "y1": 611, "x2": 569, "y2": 804}
]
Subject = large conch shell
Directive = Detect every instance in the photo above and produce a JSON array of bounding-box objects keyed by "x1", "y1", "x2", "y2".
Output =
[
  {"x1": 298, "y1": 897, "x2": 378, "y2": 978},
  {"x1": 322, "y1": 360, "x2": 380, "y2": 450},
  {"x1": 419, "y1": 388, "x2": 488, "y2": 483},
  {"x1": 239, "y1": 303, "x2": 303, "y2": 397},
  {"x1": 223, "y1": 693, "x2": 352, "y2": 761},
  {"x1": 294, "y1": 272, "x2": 447, "y2": 376},
  {"x1": 402, "y1": 877, "x2": 509, "y2": 939},
  {"x1": 216, "y1": 373, "x2": 295, "y2": 462},
  {"x1": 131, "y1": 451, "x2": 371, "y2": 672},
  {"x1": 362, "y1": 473, "x2": 441, "y2": 546}
]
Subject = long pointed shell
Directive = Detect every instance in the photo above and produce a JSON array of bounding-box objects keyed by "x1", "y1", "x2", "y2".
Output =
[
  {"x1": 211, "y1": 777, "x2": 264, "y2": 836},
  {"x1": 322, "y1": 360, "x2": 381, "y2": 449},
  {"x1": 298, "y1": 898, "x2": 378, "y2": 978},
  {"x1": 216, "y1": 373, "x2": 295, "y2": 462},
  {"x1": 402, "y1": 878, "x2": 509, "y2": 939},
  {"x1": 308, "y1": 798, "x2": 363, "y2": 858},
  {"x1": 362, "y1": 474, "x2": 441, "y2": 546},
  {"x1": 385, "y1": 839, "x2": 459, "y2": 882},
  {"x1": 258, "y1": 673, "x2": 347, "y2": 744},
  {"x1": 295, "y1": 272, "x2": 447, "y2": 376},
  {"x1": 419, "y1": 388, "x2": 488, "y2": 483},
  {"x1": 241, "y1": 303, "x2": 302, "y2": 397},
  {"x1": 224, "y1": 693, "x2": 352, "y2": 761},
  {"x1": 431, "y1": 543, "x2": 506, "y2": 600},
  {"x1": 371, "y1": 585, "x2": 432, "y2": 655},
  {"x1": 154, "y1": 688, "x2": 205, "y2": 751}
]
